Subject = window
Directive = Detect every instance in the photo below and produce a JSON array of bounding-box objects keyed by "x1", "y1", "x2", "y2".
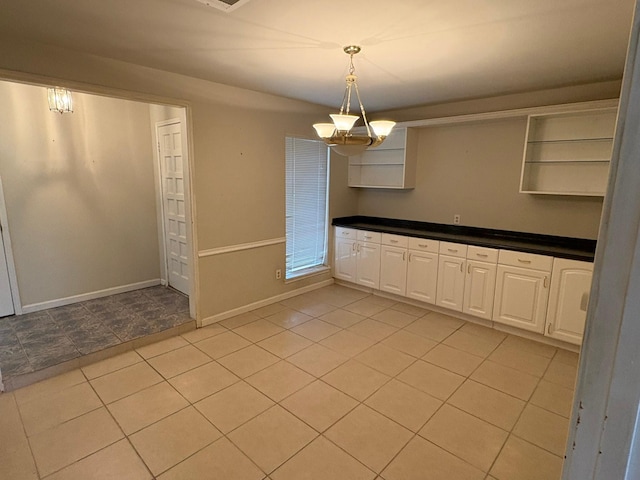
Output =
[{"x1": 285, "y1": 137, "x2": 329, "y2": 279}]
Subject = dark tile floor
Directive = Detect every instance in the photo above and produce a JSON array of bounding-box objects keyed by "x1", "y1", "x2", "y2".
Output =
[{"x1": 0, "y1": 286, "x2": 190, "y2": 378}]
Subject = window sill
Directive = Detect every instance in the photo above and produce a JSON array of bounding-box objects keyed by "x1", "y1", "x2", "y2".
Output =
[{"x1": 285, "y1": 265, "x2": 331, "y2": 284}]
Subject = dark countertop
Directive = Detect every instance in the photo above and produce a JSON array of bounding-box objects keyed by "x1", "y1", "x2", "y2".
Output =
[{"x1": 332, "y1": 216, "x2": 596, "y2": 262}]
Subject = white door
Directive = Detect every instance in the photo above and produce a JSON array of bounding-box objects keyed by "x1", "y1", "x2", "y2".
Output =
[
  {"x1": 406, "y1": 250, "x2": 438, "y2": 304},
  {"x1": 436, "y1": 255, "x2": 465, "y2": 312},
  {"x1": 158, "y1": 122, "x2": 190, "y2": 295},
  {"x1": 334, "y1": 237, "x2": 357, "y2": 282},
  {"x1": 0, "y1": 224, "x2": 14, "y2": 317},
  {"x1": 463, "y1": 260, "x2": 497, "y2": 320},
  {"x1": 356, "y1": 242, "x2": 381, "y2": 289},
  {"x1": 380, "y1": 245, "x2": 407, "y2": 295}
]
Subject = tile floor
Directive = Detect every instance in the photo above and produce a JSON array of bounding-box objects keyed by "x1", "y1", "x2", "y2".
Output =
[
  {"x1": 0, "y1": 284, "x2": 579, "y2": 480},
  {"x1": 0, "y1": 286, "x2": 191, "y2": 378}
]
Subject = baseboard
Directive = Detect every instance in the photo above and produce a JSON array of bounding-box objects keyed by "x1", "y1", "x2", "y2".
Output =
[
  {"x1": 20, "y1": 279, "x2": 163, "y2": 314},
  {"x1": 201, "y1": 279, "x2": 334, "y2": 326}
]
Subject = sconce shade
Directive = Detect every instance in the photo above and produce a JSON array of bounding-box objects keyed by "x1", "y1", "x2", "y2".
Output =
[{"x1": 48, "y1": 88, "x2": 73, "y2": 114}]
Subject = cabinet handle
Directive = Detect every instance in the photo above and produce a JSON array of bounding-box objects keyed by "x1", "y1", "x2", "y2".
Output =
[
  {"x1": 352, "y1": 243, "x2": 356, "y2": 252},
  {"x1": 390, "y1": 239, "x2": 398, "y2": 243},
  {"x1": 364, "y1": 235, "x2": 372, "y2": 240},
  {"x1": 357, "y1": 244, "x2": 361, "y2": 253},
  {"x1": 403, "y1": 252, "x2": 406, "y2": 261},
  {"x1": 418, "y1": 243, "x2": 428, "y2": 248},
  {"x1": 547, "y1": 323, "x2": 552, "y2": 335},
  {"x1": 543, "y1": 276, "x2": 548, "y2": 288},
  {"x1": 448, "y1": 248, "x2": 458, "y2": 253},
  {"x1": 518, "y1": 259, "x2": 532, "y2": 264},
  {"x1": 467, "y1": 264, "x2": 471, "y2": 274},
  {"x1": 477, "y1": 253, "x2": 488, "y2": 258},
  {"x1": 460, "y1": 262, "x2": 463, "y2": 272},
  {"x1": 408, "y1": 253, "x2": 412, "y2": 262},
  {"x1": 580, "y1": 292, "x2": 589, "y2": 312}
]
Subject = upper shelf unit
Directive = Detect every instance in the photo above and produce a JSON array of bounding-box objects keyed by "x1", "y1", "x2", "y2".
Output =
[
  {"x1": 519, "y1": 108, "x2": 618, "y2": 196},
  {"x1": 348, "y1": 127, "x2": 418, "y2": 189}
]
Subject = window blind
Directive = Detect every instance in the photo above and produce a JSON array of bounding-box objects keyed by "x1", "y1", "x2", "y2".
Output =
[{"x1": 285, "y1": 137, "x2": 329, "y2": 279}]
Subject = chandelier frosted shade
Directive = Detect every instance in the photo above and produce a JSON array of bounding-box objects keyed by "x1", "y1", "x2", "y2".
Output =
[
  {"x1": 47, "y1": 88, "x2": 73, "y2": 114},
  {"x1": 313, "y1": 46, "x2": 395, "y2": 156}
]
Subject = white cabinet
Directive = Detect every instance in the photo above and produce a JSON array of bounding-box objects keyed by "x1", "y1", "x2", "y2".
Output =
[
  {"x1": 379, "y1": 234, "x2": 409, "y2": 296},
  {"x1": 463, "y1": 246, "x2": 498, "y2": 320},
  {"x1": 334, "y1": 227, "x2": 381, "y2": 289},
  {"x1": 546, "y1": 258, "x2": 593, "y2": 345},
  {"x1": 493, "y1": 250, "x2": 553, "y2": 334},
  {"x1": 406, "y1": 238, "x2": 439, "y2": 304},
  {"x1": 348, "y1": 128, "x2": 418, "y2": 189},
  {"x1": 520, "y1": 108, "x2": 617, "y2": 196},
  {"x1": 436, "y1": 243, "x2": 467, "y2": 312},
  {"x1": 334, "y1": 227, "x2": 357, "y2": 282},
  {"x1": 356, "y1": 241, "x2": 381, "y2": 289}
]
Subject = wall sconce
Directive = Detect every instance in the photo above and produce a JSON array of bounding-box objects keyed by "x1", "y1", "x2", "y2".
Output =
[{"x1": 47, "y1": 87, "x2": 73, "y2": 114}]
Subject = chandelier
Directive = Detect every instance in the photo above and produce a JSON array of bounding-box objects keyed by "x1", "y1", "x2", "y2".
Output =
[
  {"x1": 313, "y1": 46, "x2": 395, "y2": 156},
  {"x1": 47, "y1": 87, "x2": 73, "y2": 114}
]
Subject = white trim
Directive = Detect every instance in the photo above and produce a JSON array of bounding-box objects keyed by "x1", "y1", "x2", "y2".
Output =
[
  {"x1": 198, "y1": 237, "x2": 286, "y2": 258},
  {"x1": 284, "y1": 265, "x2": 331, "y2": 284},
  {"x1": 20, "y1": 279, "x2": 162, "y2": 313},
  {"x1": 201, "y1": 279, "x2": 334, "y2": 326},
  {"x1": 0, "y1": 177, "x2": 21, "y2": 315}
]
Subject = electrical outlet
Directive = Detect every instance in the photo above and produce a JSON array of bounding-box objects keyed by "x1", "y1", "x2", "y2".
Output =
[
  {"x1": 275, "y1": 269, "x2": 282, "y2": 280},
  {"x1": 454, "y1": 214, "x2": 461, "y2": 224}
]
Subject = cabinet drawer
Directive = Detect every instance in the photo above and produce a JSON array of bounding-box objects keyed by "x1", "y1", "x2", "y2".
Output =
[
  {"x1": 357, "y1": 230, "x2": 381, "y2": 243},
  {"x1": 467, "y1": 245, "x2": 498, "y2": 263},
  {"x1": 439, "y1": 242, "x2": 467, "y2": 258},
  {"x1": 382, "y1": 233, "x2": 408, "y2": 248},
  {"x1": 408, "y1": 237, "x2": 439, "y2": 253},
  {"x1": 335, "y1": 227, "x2": 356, "y2": 239},
  {"x1": 498, "y1": 249, "x2": 553, "y2": 271}
]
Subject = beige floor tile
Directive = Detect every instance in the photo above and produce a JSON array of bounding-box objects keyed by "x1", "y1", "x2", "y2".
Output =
[
  {"x1": 180, "y1": 323, "x2": 226, "y2": 343},
  {"x1": 372, "y1": 308, "x2": 419, "y2": 328},
  {"x1": 45, "y1": 439, "x2": 151, "y2": 480},
  {"x1": 246, "y1": 361, "x2": 314, "y2": 402},
  {"x1": 365, "y1": 379, "x2": 442, "y2": 432},
  {"x1": 148, "y1": 345, "x2": 212, "y2": 379},
  {"x1": 258, "y1": 331, "x2": 313, "y2": 358},
  {"x1": 219, "y1": 311, "x2": 261, "y2": 329},
  {"x1": 136, "y1": 335, "x2": 189, "y2": 359},
  {"x1": 195, "y1": 381, "x2": 274, "y2": 433},
  {"x1": 130, "y1": 407, "x2": 221, "y2": 476},
  {"x1": 512, "y1": 404, "x2": 569, "y2": 456},
  {"x1": 324, "y1": 405, "x2": 413, "y2": 473},
  {"x1": 319, "y1": 330, "x2": 376, "y2": 357},
  {"x1": 343, "y1": 298, "x2": 388, "y2": 317},
  {"x1": 322, "y1": 359, "x2": 390, "y2": 401},
  {"x1": 397, "y1": 360, "x2": 464, "y2": 400},
  {"x1": 252, "y1": 302, "x2": 288, "y2": 318},
  {"x1": 457, "y1": 322, "x2": 507, "y2": 343},
  {"x1": 108, "y1": 382, "x2": 189, "y2": 435},
  {"x1": 389, "y1": 302, "x2": 431, "y2": 317},
  {"x1": 168, "y1": 361, "x2": 239, "y2": 403},
  {"x1": 443, "y1": 330, "x2": 501, "y2": 358},
  {"x1": 90, "y1": 362, "x2": 163, "y2": 404},
  {"x1": 423, "y1": 344, "x2": 484, "y2": 376},
  {"x1": 194, "y1": 330, "x2": 251, "y2": 359},
  {"x1": 227, "y1": 405, "x2": 317, "y2": 473},
  {"x1": 447, "y1": 380, "x2": 526, "y2": 431},
  {"x1": 82, "y1": 350, "x2": 143, "y2": 380},
  {"x1": 265, "y1": 308, "x2": 313, "y2": 328},
  {"x1": 490, "y1": 435, "x2": 563, "y2": 480},
  {"x1": 501, "y1": 335, "x2": 557, "y2": 359},
  {"x1": 158, "y1": 437, "x2": 264, "y2": 480},
  {"x1": 233, "y1": 319, "x2": 285, "y2": 342},
  {"x1": 319, "y1": 309, "x2": 366, "y2": 328},
  {"x1": 403, "y1": 314, "x2": 460, "y2": 342},
  {"x1": 471, "y1": 361, "x2": 539, "y2": 401},
  {"x1": 280, "y1": 380, "x2": 358, "y2": 432},
  {"x1": 271, "y1": 436, "x2": 376, "y2": 480},
  {"x1": 382, "y1": 436, "x2": 485, "y2": 480},
  {"x1": 291, "y1": 318, "x2": 341, "y2": 341},
  {"x1": 282, "y1": 297, "x2": 337, "y2": 317},
  {"x1": 488, "y1": 343, "x2": 552, "y2": 377},
  {"x1": 19, "y1": 382, "x2": 102, "y2": 437},
  {"x1": 29, "y1": 407, "x2": 123, "y2": 477},
  {"x1": 287, "y1": 344, "x2": 348, "y2": 377},
  {"x1": 381, "y1": 330, "x2": 438, "y2": 358},
  {"x1": 218, "y1": 345, "x2": 280, "y2": 378},
  {"x1": 554, "y1": 348, "x2": 580, "y2": 366},
  {"x1": 348, "y1": 318, "x2": 398, "y2": 341},
  {"x1": 544, "y1": 358, "x2": 578, "y2": 389},
  {"x1": 0, "y1": 393, "x2": 39, "y2": 480},
  {"x1": 355, "y1": 344, "x2": 415, "y2": 376},
  {"x1": 420, "y1": 404, "x2": 508, "y2": 471},
  {"x1": 14, "y1": 369, "x2": 86, "y2": 405},
  {"x1": 530, "y1": 380, "x2": 575, "y2": 418}
]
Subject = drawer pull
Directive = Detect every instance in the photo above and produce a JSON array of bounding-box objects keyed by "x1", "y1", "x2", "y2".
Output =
[
  {"x1": 390, "y1": 239, "x2": 398, "y2": 243},
  {"x1": 364, "y1": 235, "x2": 372, "y2": 240},
  {"x1": 547, "y1": 323, "x2": 552, "y2": 335},
  {"x1": 467, "y1": 264, "x2": 471, "y2": 274},
  {"x1": 448, "y1": 248, "x2": 458, "y2": 253},
  {"x1": 518, "y1": 259, "x2": 532, "y2": 264},
  {"x1": 403, "y1": 252, "x2": 406, "y2": 261},
  {"x1": 580, "y1": 292, "x2": 590, "y2": 312},
  {"x1": 408, "y1": 253, "x2": 412, "y2": 262},
  {"x1": 460, "y1": 262, "x2": 463, "y2": 272},
  {"x1": 476, "y1": 253, "x2": 488, "y2": 258},
  {"x1": 543, "y1": 276, "x2": 548, "y2": 288}
]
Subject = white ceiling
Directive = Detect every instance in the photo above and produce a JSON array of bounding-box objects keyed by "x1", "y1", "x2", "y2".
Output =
[{"x1": 0, "y1": 0, "x2": 634, "y2": 111}]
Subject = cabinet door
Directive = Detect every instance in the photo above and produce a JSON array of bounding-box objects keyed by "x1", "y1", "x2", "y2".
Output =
[
  {"x1": 463, "y1": 260, "x2": 497, "y2": 320},
  {"x1": 334, "y1": 237, "x2": 356, "y2": 282},
  {"x1": 546, "y1": 258, "x2": 593, "y2": 345},
  {"x1": 406, "y1": 250, "x2": 438, "y2": 304},
  {"x1": 493, "y1": 265, "x2": 550, "y2": 333},
  {"x1": 380, "y1": 245, "x2": 407, "y2": 295},
  {"x1": 436, "y1": 255, "x2": 465, "y2": 312},
  {"x1": 356, "y1": 242, "x2": 381, "y2": 289}
]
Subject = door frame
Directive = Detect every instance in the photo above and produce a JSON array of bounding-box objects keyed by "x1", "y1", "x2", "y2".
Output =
[{"x1": 0, "y1": 176, "x2": 21, "y2": 315}]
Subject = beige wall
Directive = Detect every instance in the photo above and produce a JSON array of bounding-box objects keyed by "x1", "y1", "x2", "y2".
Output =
[{"x1": 0, "y1": 81, "x2": 161, "y2": 307}]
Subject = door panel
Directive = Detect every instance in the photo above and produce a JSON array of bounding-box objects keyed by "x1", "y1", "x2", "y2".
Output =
[
  {"x1": 406, "y1": 251, "x2": 438, "y2": 304},
  {"x1": 463, "y1": 261, "x2": 497, "y2": 320},
  {"x1": 436, "y1": 255, "x2": 465, "y2": 312},
  {"x1": 356, "y1": 242, "x2": 380, "y2": 289},
  {"x1": 380, "y1": 245, "x2": 407, "y2": 295}
]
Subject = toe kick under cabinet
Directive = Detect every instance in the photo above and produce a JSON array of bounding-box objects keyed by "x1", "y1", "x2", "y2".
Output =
[{"x1": 333, "y1": 226, "x2": 593, "y2": 346}]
